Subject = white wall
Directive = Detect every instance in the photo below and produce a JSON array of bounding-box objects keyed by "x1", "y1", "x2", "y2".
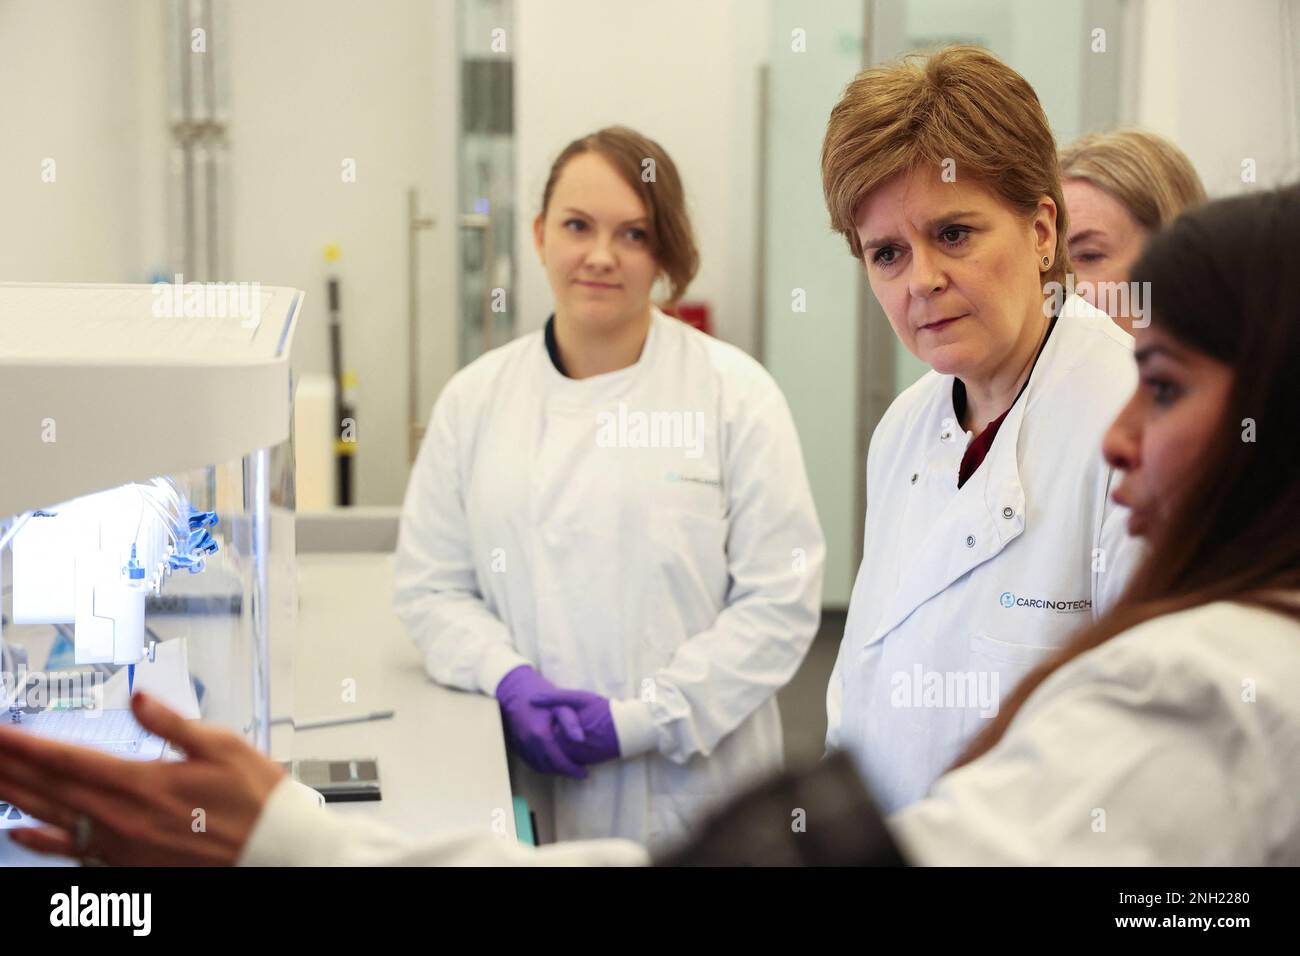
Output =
[
  {"x1": 225, "y1": 0, "x2": 459, "y2": 507},
  {"x1": 1136, "y1": 0, "x2": 1300, "y2": 195},
  {"x1": 0, "y1": 0, "x2": 165, "y2": 283},
  {"x1": 0, "y1": 0, "x2": 460, "y2": 509},
  {"x1": 6, "y1": 0, "x2": 1295, "y2": 527},
  {"x1": 513, "y1": 0, "x2": 769, "y2": 352}
]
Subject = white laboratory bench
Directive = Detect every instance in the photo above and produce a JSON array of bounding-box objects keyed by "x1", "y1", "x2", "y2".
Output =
[{"x1": 272, "y1": 552, "x2": 516, "y2": 840}]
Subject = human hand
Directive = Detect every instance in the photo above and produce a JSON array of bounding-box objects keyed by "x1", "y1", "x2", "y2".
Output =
[
  {"x1": 494, "y1": 666, "x2": 587, "y2": 778},
  {"x1": 0, "y1": 691, "x2": 284, "y2": 866},
  {"x1": 532, "y1": 689, "x2": 620, "y2": 765}
]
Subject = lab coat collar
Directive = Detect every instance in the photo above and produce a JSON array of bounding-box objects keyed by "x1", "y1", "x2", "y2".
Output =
[
  {"x1": 540, "y1": 305, "x2": 664, "y2": 396},
  {"x1": 866, "y1": 301, "x2": 1089, "y2": 643}
]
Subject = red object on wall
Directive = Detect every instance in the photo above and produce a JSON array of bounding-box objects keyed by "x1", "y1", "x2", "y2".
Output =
[{"x1": 663, "y1": 301, "x2": 712, "y2": 335}]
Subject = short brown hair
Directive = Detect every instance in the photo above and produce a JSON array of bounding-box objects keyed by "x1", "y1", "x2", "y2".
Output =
[
  {"x1": 1060, "y1": 128, "x2": 1207, "y2": 231},
  {"x1": 540, "y1": 126, "x2": 699, "y2": 305},
  {"x1": 822, "y1": 45, "x2": 1070, "y2": 288}
]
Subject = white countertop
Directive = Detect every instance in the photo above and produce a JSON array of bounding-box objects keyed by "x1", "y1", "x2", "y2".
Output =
[{"x1": 274, "y1": 552, "x2": 516, "y2": 840}]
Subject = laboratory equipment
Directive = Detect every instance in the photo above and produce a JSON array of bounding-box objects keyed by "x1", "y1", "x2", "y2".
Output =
[{"x1": 0, "y1": 281, "x2": 302, "y2": 850}]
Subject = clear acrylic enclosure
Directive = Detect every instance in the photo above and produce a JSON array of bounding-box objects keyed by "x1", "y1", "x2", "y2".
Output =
[{"x1": 0, "y1": 445, "x2": 297, "y2": 838}]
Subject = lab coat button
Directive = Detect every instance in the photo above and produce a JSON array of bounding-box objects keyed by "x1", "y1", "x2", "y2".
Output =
[
  {"x1": 965, "y1": 535, "x2": 976, "y2": 548},
  {"x1": 910, "y1": 473, "x2": 918, "y2": 485},
  {"x1": 1002, "y1": 507, "x2": 1014, "y2": 519}
]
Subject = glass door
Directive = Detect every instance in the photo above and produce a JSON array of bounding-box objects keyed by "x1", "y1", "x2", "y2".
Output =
[{"x1": 457, "y1": 0, "x2": 517, "y2": 368}]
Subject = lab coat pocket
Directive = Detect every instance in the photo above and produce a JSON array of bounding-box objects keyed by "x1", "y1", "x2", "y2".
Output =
[{"x1": 966, "y1": 631, "x2": 1055, "y2": 731}]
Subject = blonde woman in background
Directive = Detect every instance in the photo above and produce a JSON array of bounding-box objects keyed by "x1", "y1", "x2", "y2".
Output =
[{"x1": 1060, "y1": 129, "x2": 1207, "y2": 330}]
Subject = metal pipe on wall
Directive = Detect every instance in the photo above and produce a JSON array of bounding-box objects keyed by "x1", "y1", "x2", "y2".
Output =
[{"x1": 166, "y1": 0, "x2": 228, "y2": 282}]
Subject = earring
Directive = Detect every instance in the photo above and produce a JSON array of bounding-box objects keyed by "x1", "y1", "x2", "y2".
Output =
[{"x1": 1042, "y1": 255, "x2": 1050, "y2": 268}]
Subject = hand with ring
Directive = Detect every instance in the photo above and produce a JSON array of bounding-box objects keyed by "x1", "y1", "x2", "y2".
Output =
[{"x1": 0, "y1": 691, "x2": 284, "y2": 865}]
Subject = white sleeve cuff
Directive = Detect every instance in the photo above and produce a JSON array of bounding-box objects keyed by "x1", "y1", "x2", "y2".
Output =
[
  {"x1": 472, "y1": 645, "x2": 533, "y2": 697},
  {"x1": 610, "y1": 698, "x2": 660, "y2": 758},
  {"x1": 238, "y1": 777, "x2": 351, "y2": 867},
  {"x1": 240, "y1": 776, "x2": 653, "y2": 867}
]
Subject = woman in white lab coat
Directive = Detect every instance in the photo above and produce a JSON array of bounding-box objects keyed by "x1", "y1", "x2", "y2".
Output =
[
  {"x1": 1, "y1": 185, "x2": 1296, "y2": 871},
  {"x1": 890, "y1": 182, "x2": 1300, "y2": 863},
  {"x1": 818, "y1": 45, "x2": 1145, "y2": 813},
  {"x1": 390, "y1": 126, "x2": 824, "y2": 849}
]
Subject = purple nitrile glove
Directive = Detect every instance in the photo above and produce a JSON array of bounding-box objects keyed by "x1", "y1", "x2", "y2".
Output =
[
  {"x1": 531, "y1": 689, "x2": 621, "y2": 765},
  {"x1": 494, "y1": 665, "x2": 587, "y2": 779}
]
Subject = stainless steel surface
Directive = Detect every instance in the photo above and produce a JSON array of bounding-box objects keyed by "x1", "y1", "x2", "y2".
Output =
[{"x1": 166, "y1": 0, "x2": 229, "y2": 281}]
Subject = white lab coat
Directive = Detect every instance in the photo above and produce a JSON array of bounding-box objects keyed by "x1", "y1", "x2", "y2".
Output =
[
  {"x1": 891, "y1": 600, "x2": 1300, "y2": 864},
  {"x1": 393, "y1": 307, "x2": 824, "y2": 850},
  {"x1": 827, "y1": 294, "x2": 1144, "y2": 813},
  {"x1": 238, "y1": 600, "x2": 1300, "y2": 866}
]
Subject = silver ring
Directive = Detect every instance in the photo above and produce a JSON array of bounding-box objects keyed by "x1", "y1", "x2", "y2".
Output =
[{"x1": 73, "y1": 813, "x2": 94, "y2": 853}]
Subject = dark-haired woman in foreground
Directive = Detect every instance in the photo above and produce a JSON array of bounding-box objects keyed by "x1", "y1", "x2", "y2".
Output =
[{"x1": 1, "y1": 185, "x2": 1298, "y2": 865}]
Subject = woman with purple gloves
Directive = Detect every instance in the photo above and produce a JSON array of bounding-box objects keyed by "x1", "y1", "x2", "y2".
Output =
[{"x1": 392, "y1": 127, "x2": 825, "y2": 850}]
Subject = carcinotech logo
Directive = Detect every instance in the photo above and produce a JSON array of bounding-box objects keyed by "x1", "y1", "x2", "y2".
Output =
[{"x1": 999, "y1": 591, "x2": 1092, "y2": 613}]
